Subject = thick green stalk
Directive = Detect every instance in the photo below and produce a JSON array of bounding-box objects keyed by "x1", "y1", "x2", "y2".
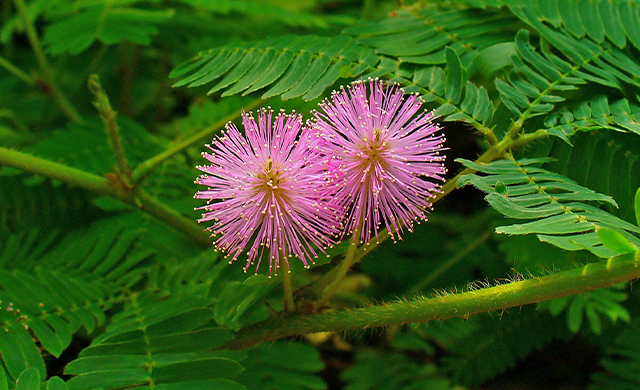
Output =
[
  {"x1": 225, "y1": 251, "x2": 640, "y2": 349},
  {"x1": 0, "y1": 146, "x2": 121, "y2": 196},
  {"x1": 0, "y1": 146, "x2": 209, "y2": 247},
  {"x1": 12, "y1": 0, "x2": 82, "y2": 123},
  {"x1": 130, "y1": 98, "x2": 266, "y2": 184}
]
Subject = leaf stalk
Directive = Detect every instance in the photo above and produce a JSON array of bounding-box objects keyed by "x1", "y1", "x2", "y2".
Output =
[{"x1": 12, "y1": 0, "x2": 82, "y2": 123}]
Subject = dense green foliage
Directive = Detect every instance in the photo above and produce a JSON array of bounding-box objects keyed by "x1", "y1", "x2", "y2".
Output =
[{"x1": 1, "y1": 0, "x2": 640, "y2": 389}]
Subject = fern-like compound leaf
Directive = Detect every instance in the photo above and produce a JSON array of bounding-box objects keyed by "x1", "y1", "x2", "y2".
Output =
[
  {"x1": 590, "y1": 317, "x2": 640, "y2": 390},
  {"x1": 495, "y1": 28, "x2": 640, "y2": 125},
  {"x1": 543, "y1": 131, "x2": 640, "y2": 224},
  {"x1": 344, "y1": 5, "x2": 517, "y2": 66},
  {"x1": 236, "y1": 342, "x2": 326, "y2": 390},
  {"x1": 42, "y1": 1, "x2": 174, "y2": 55},
  {"x1": 543, "y1": 95, "x2": 640, "y2": 144},
  {"x1": 65, "y1": 295, "x2": 244, "y2": 390},
  {"x1": 515, "y1": 0, "x2": 640, "y2": 50},
  {"x1": 457, "y1": 158, "x2": 640, "y2": 258},
  {"x1": 541, "y1": 286, "x2": 630, "y2": 335},
  {"x1": 442, "y1": 308, "x2": 570, "y2": 386},
  {"x1": 342, "y1": 348, "x2": 452, "y2": 390},
  {"x1": 171, "y1": 34, "x2": 371, "y2": 101},
  {"x1": 0, "y1": 267, "x2": 113, "y2": 382}
]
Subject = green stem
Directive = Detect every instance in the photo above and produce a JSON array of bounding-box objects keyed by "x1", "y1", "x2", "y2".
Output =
[
  {"x1": 88, "y1": 74, "x2": 132, "y2": 181},
  {"x1": 135, "y1": 191, "x2": 210, "y2": 247},
  {"x1": 313, "y1": 228, "x2": 361, "y2": 311},
  {"x1": 281, "y1": 259, "x2": 295, "y2": 313},
  {"x1": 13, "y1": 0, "x2": 82, "y2": 123},
  {"x1": 130, "y1": 98, "x2": 266, "y2": 184},
  {"x1": 0, "y1": 146, "x2": 122, "y2": 196},
  {"x1": 224, "y1": 251, "x2": 640, "y2": 349},
  {"x1": 407, "y1": 229, "x2": 493, "y2": 295},
  {"x1": 0, "y1": 146, "x2": 209, "y2": 247},
  {"x1": 510, "y1": 129, "x2": 549, "y2": 149},
  {"x1": 0, "y1": 55, "x2": 34, "y2": 85}
]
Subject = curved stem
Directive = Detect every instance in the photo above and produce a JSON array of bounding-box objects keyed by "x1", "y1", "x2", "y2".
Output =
[
  {"x1": 0, "y1": 146, "x2": 209, "y2": 247},
  {"x1": 407, "y1": 229, "x2": 493, "y2": 295},
  {"x1": 130, "y1": 98, "x2": 266, "y2": 184},
  {"x1": 13, "y1": 0, "x2": 82, "y2": 123},
  {"x1": 224, "y1": 251, "x2": 640, "y2": 349},
  {"x1": 313, "y1": 228, "x2": 361, "y2": 311}
]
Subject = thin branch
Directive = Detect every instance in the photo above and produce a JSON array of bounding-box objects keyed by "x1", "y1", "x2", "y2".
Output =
[
  {"x1": 407, "y1": 229, "x2": 493, "y2": 295},
  {"x1": 0, "y1": 146, "x2": 209, "y2": 247},
  {"x1": 281, "y1": 260, "x2": 295, "y2": 313},
  {"x1": 224, "y1": 251, "x2": 640, "y2": 349},
  {"x1": 88, "y1": 74, "x2": 132, "y2": 181},
  {"x1": 130, "y1": 98, "x2": 267, "y2": 184},
  {"x1": 12, "y1": 0, "x2": 82, "y2": 123},
  {"x1": 313, "y1": 228, "x2": 361, "y2": 312},
  {"x1": 0, "y1": 55, "x2": 34, "y2": 85}
]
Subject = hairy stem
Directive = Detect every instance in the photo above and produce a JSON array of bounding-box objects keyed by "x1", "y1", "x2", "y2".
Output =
[
  {"x1": 225, "y1": 251, "x2": 640, "y2": 349},
  {"x1": 12, "y1": 0, "x2": 82, "y2": 123},
  {"x1": 88, "y1": 74, "x2": 132, "y2": 181},
  {"x1": 0, "y1": 146, "x2": 209, "y2": 247},
  {"x1": 130, "y1": 98, "x2": 266, "y2": 184}
]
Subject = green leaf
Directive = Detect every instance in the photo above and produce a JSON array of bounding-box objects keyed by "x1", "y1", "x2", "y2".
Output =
[
  {"x1": 45, "y1": 377, "x2": 69, "y2": 390},
  {"x1": 590, "y1": 317, "x2": 640, "y2": 389},
  {"x1": 15, "y1": 368, "x2": 40, "y2": 390},
  {"x1": 0, "y1": 367, "x2": 6, "y2": 390},
  {"x1": 445, "y1": 47, "x2": 463, "y2": 104},
  {"x1": 542, "y1": 287, "x2": 630, "y2": 335},
  {"x1": 236, "y1": 342, "x2": 326, "y2": 390},
  {"x1": 281, "y1": 56, "x2": 331, "y2": 100},
  {"x1": 153, "y1": 358, "x2": 244, "y2": 382},
  {"x1": 442, "y1": 308, "x2": 570, "y2": 386},
  {"x1": 635, "y1": 187, "x2": 640, "y2": 227},
  {"x1": 173, "y1": 35, "x2": 365, "y2": 100},
  {"x1": 263, "y1": 52, "x2": 313, "y2": 97},
  {"x1": 66, "y1": 294, "x2": 242, "y2": 390},
  {"x1": 596, "y1": 226, "x2": 638, "y2": 254},
  {"x1": 567, "y1": 294, "x2": 585, "y2": 332},
  {"x1": 558, "y1": 0, "x2": 585, "y2": 38},
  {"x1": 43, "y1": 3, "x2": 174, "y2": 55},
  {"x1": 154, "y1": 379, "x2": 246, "y2": 390},
  {"x1": 473, "y1": 42, "x2": 516, "y2": 78}
]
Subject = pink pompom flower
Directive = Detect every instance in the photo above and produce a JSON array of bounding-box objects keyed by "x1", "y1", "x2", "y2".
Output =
[
  {"x1": 310, "y1": 79, "x2": 446, "y2": 245},
  {"x1": 195, "y1": 108, "x2": 340, "y2": 275}
]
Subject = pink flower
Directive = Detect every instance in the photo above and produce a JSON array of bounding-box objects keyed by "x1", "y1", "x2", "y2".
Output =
[
  {"x1": 195, "y1": 108, "x2": 340, "y2": 275},
  {"x1": 311, "y1": 79, "x2": 446, "y2": 244}
]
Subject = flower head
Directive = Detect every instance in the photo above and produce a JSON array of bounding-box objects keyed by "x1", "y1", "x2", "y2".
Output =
[
  {"x1": 195, "y1": 108, "x2": 340, "y2": 275},
  {"x1": 311, "y1": 79, "x2": 446, "y2": 244}
]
